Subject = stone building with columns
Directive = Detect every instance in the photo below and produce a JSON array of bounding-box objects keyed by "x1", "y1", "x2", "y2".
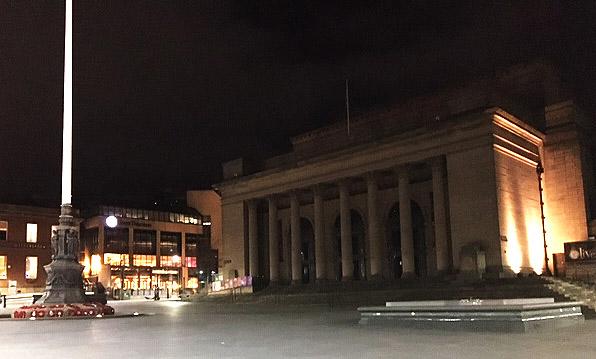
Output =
[{"x1": 215, "y1": 63, "x2": 595, "y2": 285}]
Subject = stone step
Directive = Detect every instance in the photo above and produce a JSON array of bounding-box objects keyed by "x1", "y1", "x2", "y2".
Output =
[{"x1": 358, "y1": 299, "x2": 585, "y2": 332}]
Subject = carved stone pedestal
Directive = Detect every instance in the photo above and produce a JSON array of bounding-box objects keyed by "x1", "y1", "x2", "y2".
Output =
[
  {"x1": 36, "y1": 204, "x2": 86, "y2": 304},
  {"x1": 37, "y1": 259, "x2": 86, "y2": 304}
]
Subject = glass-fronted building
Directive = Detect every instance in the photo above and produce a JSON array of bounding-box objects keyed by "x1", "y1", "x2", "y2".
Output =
[{"x1": 81, "y1": 205, "x2": 216, "y2": 296}]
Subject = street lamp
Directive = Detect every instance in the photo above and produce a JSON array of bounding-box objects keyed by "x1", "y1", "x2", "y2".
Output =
[
  {"x1": 536, "y1": 162, "x2": 552, "y2": 276},
  {"x1": 106, "y1": 215, "x2": 118, "y2": 228}
]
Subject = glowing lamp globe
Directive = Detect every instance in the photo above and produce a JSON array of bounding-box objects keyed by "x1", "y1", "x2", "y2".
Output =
[{"x1": 106, "y1": 215, "x2": 118, "y2": 228}]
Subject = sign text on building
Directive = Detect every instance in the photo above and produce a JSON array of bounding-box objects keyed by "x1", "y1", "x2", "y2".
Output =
[{"x1": 564, "y1": 241, "x2": 596, "y2": 262}]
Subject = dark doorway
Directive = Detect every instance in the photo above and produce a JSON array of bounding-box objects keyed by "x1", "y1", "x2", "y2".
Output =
[
  {"x1": 333, "y1": 216, "x2": 341, "y2": 281},
  {"x1": 351, "y1": 211, "x2": 367, "y2": 280},
  {"x1": 256, "y1": 203, "x2": 269, "y2": 282},
  {"x1": 333, "y1": 210, "x2": 367, "y2": 281},
  {"x1": 386, "y1": 201, "x2": 426, "y2": 278},
  {"x1": 300, "y1": 218, "x2": 315, "y2": 284}
]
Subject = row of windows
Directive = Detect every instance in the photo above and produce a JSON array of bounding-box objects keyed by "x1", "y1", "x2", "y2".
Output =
[
  {"x1": 94, "y1": 228, "x2": 200, "y2": 256},
  {"x1": 102, "y1": 253, "x2": 197, "y2": 268},
  {"x1": 0, "y1": 221, "x2": 46, "y2": 243},
  {"x1": 0, "y1": 255, "x2": 38, "y2": 280},
  {"x1": 98, "y1": 206, "x2": 200, "y2": 225}
]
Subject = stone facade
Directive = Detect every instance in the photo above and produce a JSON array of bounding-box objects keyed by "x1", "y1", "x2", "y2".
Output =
[
  {"x1": 187, "y1": 190, "x2": 222, "y2": 252},
  {"x1": 543, "y1": 102, "x2": 591, "y2": 253},
  {"x1": 215, "y1": 65, "x2": 594, "y2": 284}
]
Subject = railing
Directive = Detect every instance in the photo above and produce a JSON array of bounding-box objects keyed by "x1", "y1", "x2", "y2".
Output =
[{"x1": 1, "y1": 293, "x2": 38, "y2": 308}]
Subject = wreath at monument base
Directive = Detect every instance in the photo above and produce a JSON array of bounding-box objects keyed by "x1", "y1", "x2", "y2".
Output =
[{"x1": 12, "y1": 303, "x2": 115, "y2": 319}]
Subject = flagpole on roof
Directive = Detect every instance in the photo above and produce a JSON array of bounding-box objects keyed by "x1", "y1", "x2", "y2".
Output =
[{"x1": 345, "y1": 79, "x2": 350, "y2": 136}]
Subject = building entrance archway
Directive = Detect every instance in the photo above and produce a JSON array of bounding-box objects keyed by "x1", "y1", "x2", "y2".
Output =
[
  {"x1": 386, "y1": 201, "x2": 427, "y2": 278},
  {"x1": 256, "y1": 203, "x2": 269, "y2": 281},
  {"x1": 300, "y1": 218, "x2": 315, "y2": 284},
  {"x1": 333, "y1": 210, "x2": 367, "y2": 281}
]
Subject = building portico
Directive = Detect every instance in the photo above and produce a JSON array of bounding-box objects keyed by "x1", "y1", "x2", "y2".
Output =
[
  {"x1": 217, "y1": 106, "x2": 565, "y2": 284},
  {"x1": 215, "y1": 66, "x2": 594, "y2": 287}
]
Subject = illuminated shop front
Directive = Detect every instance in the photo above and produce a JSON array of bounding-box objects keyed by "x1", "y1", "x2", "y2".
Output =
[{"x1": 81, "y1": 205, "x2": 216, "y2": 294}]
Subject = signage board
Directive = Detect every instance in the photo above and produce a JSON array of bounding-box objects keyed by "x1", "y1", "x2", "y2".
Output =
[
  {"x1": 564, "y1": 241, "x2": 596, "y2": 263},
  {"x1": 0, "y1": 242, "x2": 47, "y2": 249},
  {"x1": 153, "y1": 269, "x2": 179, "y2": 275},
  {"x1": 118, "y1": 219, "x2": 152, "y2": 228}
]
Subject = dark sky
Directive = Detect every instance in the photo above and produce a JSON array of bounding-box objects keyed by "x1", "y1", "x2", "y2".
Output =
[{"x1": 1, "y1": 1, "x2": 595, "y2": 208}]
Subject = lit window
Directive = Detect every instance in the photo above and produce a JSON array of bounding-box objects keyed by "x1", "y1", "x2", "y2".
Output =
[
  {"x1": 0, "y1": 221, "x2": 7, "y2": 241},
  {"x1": 187, "y1": 277, "x2": 198, "y2": 289},
  {"x1": 160, "y1": 256, "x2": 182, "y2": 267},
  {"x1": 133, "y1": 254, "x2": 157, "y2": 267},
  {"x1": 90, "y1": 254, "x2": 102, "y2": 275},
  {"x1": 104, "y1": 253, "x2": 129, "y2": 266},
  {"x1": 185, "y1": 257, "x2": 197, "y2": 268},
  {"x1": 26, "y1": 223, "x2": 37, "y2": 243},
  {"x1": 25, "y1": 256, "x2": 38, "y2": 279},
  {"x1": 0, "y1": 255, "x2": 7, "y2": 279}
]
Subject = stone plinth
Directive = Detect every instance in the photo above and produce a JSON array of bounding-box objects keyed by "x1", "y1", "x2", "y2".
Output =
[
  {"x1": 37, "y1": 259, "x2": 86, "y2": 304},
  {"x1": 36, "y1": 204, "x2": 86, "y2": 304},
  {"x1": 358, "y1": 298, "x2": 584, "y2": 332}
]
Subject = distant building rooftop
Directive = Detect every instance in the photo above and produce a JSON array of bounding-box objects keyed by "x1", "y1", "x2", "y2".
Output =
[{"x1": 83, "y1": 205, "x2": 201, "y2": 225}]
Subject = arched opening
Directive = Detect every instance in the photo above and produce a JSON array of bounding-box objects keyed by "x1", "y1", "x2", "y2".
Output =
[
  {"x1": 256, "y1": 203, "x2": 269, "y2": 281},
  {"x1": 300, "y1": 218, "x2": 315, "y2": 284},
  {"x1": 333, "y1": 210, "x2": 367, "y2": 281},
  {"x1": 386, "y1": 201, "x2": 427, "y2": 278},
  {"x1": 333, "y1": 217, "x2": 341, "y2": 281}
]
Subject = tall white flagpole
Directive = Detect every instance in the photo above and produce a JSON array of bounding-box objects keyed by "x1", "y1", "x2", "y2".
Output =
[
  {"x1": 61, "y1": 0, "x2": 72, "y2": 205},
  {"x1": 37, "y1": 0, "x2": 91, "y2": 306}
]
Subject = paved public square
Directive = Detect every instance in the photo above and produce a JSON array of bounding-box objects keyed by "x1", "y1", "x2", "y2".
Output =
[{"x1": 1, "y1": 299, "x2": 596, "y2": 358}]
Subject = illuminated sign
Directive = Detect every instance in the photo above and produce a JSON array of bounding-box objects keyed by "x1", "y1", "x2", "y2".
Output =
[
  {"x1": 0, "y1": 242, "x2": 47, "y2": 249},
  {"x1": 153, "y1": 269, "x2": 179, "y2": 275},
  {"x1": 564, "y1": 241, "x2": 596, "y2": 262},
  {"x1": 119, "y1": 219, "x2": 152, "y2": 228}
]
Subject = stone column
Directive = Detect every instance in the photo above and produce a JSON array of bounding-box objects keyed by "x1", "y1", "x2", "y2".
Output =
[
  {"x1": 268, "y1": 196, "x2": 279, "y2": 283},
  {"x1": 398, "y1": 167, "x2": 415, "y2": 277},
  {"x1": 156, "y1": 230, "x2": 161, "y2": 267},
  {"x1": 128, "y1": 228, "x2": 134, "y2": 266},
  {"x1": 366, "y1": 173, "x2": 382, "y2": 279},
  {"x1": 247, "y1": 200, "x2": 259, "y2": 277},
  {"x1": 339, "y1": 180, "x2": 353, "y2": 280},
  {"x1": 181, "y1": 233, "x2": 186, "y2": 263},
  {"x1": 313, "y1": 185, "x2": 326, "y2": 281},
  {"x1": 98, "y1": 222, "x2": 105, "y2": 263},
  {"x1": 180, "y1": 234, "x2": 186, "y2": 288},
  {"x1": 431, "y1": 157, "x2": 449, "y2": 274},
  {"x1": 290, "y1": 191, "x2": 302, "y2": 284}
]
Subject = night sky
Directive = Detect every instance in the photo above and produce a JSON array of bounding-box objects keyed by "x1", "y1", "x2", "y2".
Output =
[{"x1": 1, "y1": 1, "x2": 595, "y2": 209}]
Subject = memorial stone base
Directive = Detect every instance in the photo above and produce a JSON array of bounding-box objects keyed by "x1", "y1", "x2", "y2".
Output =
[
  {"x1": 11, "y1": 204, "x2": 115, "y2": 320},
  {"x1": 358, "y1": 298, "x2": 584, "y2": 332}
]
